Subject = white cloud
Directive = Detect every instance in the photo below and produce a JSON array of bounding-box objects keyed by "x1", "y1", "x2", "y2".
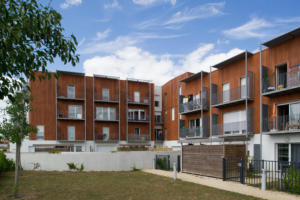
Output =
[
  {"x1": 83, "y1": 44, "x2": 243, "y2": 85},
  {"x1": 132, "y1": 0, "x2": 176, "y2": 6},
  {"x1": 0, "y1": 99, "x2": 7, "y2": 123},
  {"x1": 223, "y1": 17, "x2": 273, "y2": 39},
  {"x1": 78, "y1": 37, "x2": 86, "y2": 47},
  {"x1": 104, "y1": 0, "x2": 120, "y2": 9},
  {"x1": 164, "y1": 2, "x2": 225, "y2": 25},
  {"x1": 94, "y1": 29, "x2": 111, "y2": 41},
  {"x1": 275, "y1": 16, "x2": 300, "y2": 24},
  {"x1": 60, "y1": 0, "x2": 82, "y2": 9}
]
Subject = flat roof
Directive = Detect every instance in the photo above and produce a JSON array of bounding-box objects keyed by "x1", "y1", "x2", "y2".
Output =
[
  {"x1": 127, "y1": 78, "x2": 152, "y2": 83},
  {"x1": 179, "y1": 71, "x2": 208, "y2": 82},
  {"x1": 211, "y1": 51, "x2": 253, "y2": 69},
  {"x1": 93, "y1": 74, "x2": 120, "y2": 80},
  {"x1": 262, "y1": 27, "x2": 300, "y2": 48},
  {"x1": 56, "y1": 70, "x2": 85, "y2": 76}
]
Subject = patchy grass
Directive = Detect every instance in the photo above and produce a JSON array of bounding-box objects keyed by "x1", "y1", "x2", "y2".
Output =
[{"x1": 0, "y1": 171, "x2": 262, "y2": 200}]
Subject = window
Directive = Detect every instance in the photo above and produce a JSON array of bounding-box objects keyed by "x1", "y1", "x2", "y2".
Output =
[
  {"x1": 165, "y1": 111, "x2": 167, "y2": 121},
  {"x1": 223, "y1": 83, "x2": 230, "y2": 102},
  {"x1": 75, "y1": 146, "x2": 82, "y2": 152},
  {"x1": 278, "y1": 144, "x2": 289, "y2": 163},
  {"x1": 155, "y1": 114, "x2": 161, "y2": 123},
  {"x1": 128, "y1": 109, "x2": 146, "y2": 121},
  {"x1": 68, "y1": 126, "x2": 75, "y2": 141},
  {"x1": 37, "y1": 125, "x2": 44, "y2": 140},
  {"x1": 172, "y1": 107, "x2": 175, "y2": 121},
  {"x1": 155, "y1": 101, "x2": 159, "y2": 107},
  {"x1": 103, "y1": 127, "x2": 110, "y2": 141},
  {"x1": 179, "y1": 86, "x2": 181, "y2": 95},
  {"x1": 241, "y1": 77, "x2": 246, "y2": 99},
  {"x1": 276, "y1": 64, "x2": 287, "y2": 89},
  {"x1": 69, "y1": 105, "x2": 82, "y2": 119},
  {"x1": 102, "y1": 88, "x2": 109, "y2": 101},
  {"x1": 134, "y1": 91, "x2": 140, "y2": 103},
  {"x1": 134, "y1": 128, "x2": 140, "y2": 135},
  {"x1": 223, "y1": 110, "x2": 246, "y2": 135},
  {"x1": 96, "y1": 107, "x2": 116, "y2": 120},
  {"x1": 68, "y1": 85, "x2": 75, "y2": 98},
  {"x1": 164, "y1": 93, "x2": 167, "y2": 105},
  {"x1": 165, "y1": 128, "x2": 167, "y2": 139}
]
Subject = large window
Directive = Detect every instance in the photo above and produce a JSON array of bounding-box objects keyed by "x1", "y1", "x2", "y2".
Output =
[
  {"x1": 128, "y1": 109, "x2": 146, "y2": 121},
  {"x1": 37, "y1": 125, "x2": 44, "y2": 140},
  {"x1": 103, "y1": 127, "x2": 110, "y2": 141},
  {"x1": 96, "y1": 107, "x2": 116, "y2": 120},
  {"x1": 134, "y1": 91, "x2": 140, "y2": 103},
  {"x1": 68, "y1": 105, "x2": 82, "y2": 119},
  {"x1": 223, "y1": 110, "x2": 246, "y2": 135},
  {"x1": 68, "y1": 126, "x2": 75, "y2": 141},
  {"x1": 102, "y1": 88, "x2": 109, "y2": 101},
  {"x1": 223, "y1": 83, "x2": 230, "y2": 102},
  {"x1": 68, "y1": 85, "x2": 75, "y2": 98}
]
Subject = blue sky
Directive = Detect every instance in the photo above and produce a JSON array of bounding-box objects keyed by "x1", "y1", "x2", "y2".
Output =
[{"x1": 45, "y1": 0, "x2": 300, "y2": 85}]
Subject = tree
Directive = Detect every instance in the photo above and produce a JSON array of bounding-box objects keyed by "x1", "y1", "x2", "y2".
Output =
[
  {"x1": 0, "y1": 0, "x2": 79, "y2": 101},
  {"x1": 0, "y1": 86, "x2": 37, "y2": 198}
]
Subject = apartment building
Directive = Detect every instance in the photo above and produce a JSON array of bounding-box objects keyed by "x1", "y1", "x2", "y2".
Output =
[
  {"x1": 164, "y1": 27, "x2": 300, "y2": 163},
  {"x1": 21, "y1": 72, "x2": 156, "y2": 152}
]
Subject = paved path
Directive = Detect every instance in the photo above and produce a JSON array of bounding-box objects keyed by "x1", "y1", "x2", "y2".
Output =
[{"x1": 143, "y1": 169, "x2": 300, "y2": 200}]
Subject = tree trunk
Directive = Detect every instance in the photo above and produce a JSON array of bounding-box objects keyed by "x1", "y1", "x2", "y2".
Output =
[{"x1": 14, "y1": 143, "x2": 20, "y2": 198}]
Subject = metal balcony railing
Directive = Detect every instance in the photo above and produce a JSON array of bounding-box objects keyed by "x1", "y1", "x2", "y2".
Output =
[
  {"x1": 212, "y1": 121, "x2": 253, "y2": 136},
  {"x1": 94, "y1": 95, "x2": 119, "y2": 102},
  {"x1": 128, "y1": 97, "x2": 150, "y2": 104},
  {"x1": 57, "y1": 112, "x2": 84, "y2": 120},
  {"x1": 128, "y1": 116, "x2": 149, "y2": 122},
  {"x1": 128, "y1": 134, "x2": 150, "y2": 143},
  {"x1": 95, "y1": 133, "x2": 119, "y2": 142},
  {"x1": 179, "y1": 98, "x2": 208, "y2": 114},
  {"x1": 57, "y1": 90, "x2": 85, "y2": 100},
  {"x1": 155, "y1": 132, "x2": 164, "y2": 141},
  {"x1": 57, "y1": 133, "x2": 85, "y2": 141},
  {"x1": 180, "y1": 127, "x2": 205, "y2": 138},
  {"x1": 262, "y1": 64, "x2": 300, "y2": 94},
  {"x1": 95, "y1": 113, "x2": 119, "y2": 121},
  {"x1": 263, "y1": 115, "x2": 300, "y2": 133}
]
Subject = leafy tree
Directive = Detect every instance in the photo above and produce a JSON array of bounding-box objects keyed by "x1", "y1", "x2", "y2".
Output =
[
  {"x1": 0, "y1": 0, "x2": 79, "y2": 101},
  {"x1": 0, "y1": 86, "x2": 37, "y2": 198}
]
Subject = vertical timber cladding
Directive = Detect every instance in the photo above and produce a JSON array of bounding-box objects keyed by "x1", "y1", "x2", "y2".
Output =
[{"x1": 182, "y1": 145, "x2": 246, "y2": 178}]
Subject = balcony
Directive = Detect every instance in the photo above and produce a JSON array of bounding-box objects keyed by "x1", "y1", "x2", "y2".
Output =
[
  {"x1": 95, "y1": 113, "x2": 119, "y2": 122},
  {"x1": 94, "y1": 95, "x2": 119, "y2": 103},
  {"x1": 128, "y1": 116, "x2": 149, "y2": 123},
  {"x1": 128, "y1": 133, "x2": 150, "y2": 143},
  {"x1": 128, "y1": 97, "x2": 150, "y2": 105},
  {"x1": 57, "y1": 133, "x2": 85, "y2": 141},
  {"x1": 95, "y1": 133, "x2": 119, "y2": 143},
  {"x1": 57, "y1": 90, "x2": 85, "y2": 101},
  {"x1": 179, "y1": 88, "x2": 208, "y2": 114},
  {"x1": 179, "y1": 127, "x2": 209, "y2": 138},
  {"x1": 155, "y1": 118, "x2": 163, "y2": 125},
  {"x1": 262, "y1": 64, "x2": 300, "y2": 97},
  {"x1": 212, "y1": 121, "x2": 253, "y2": 137},
  {"x1": 155, "y1": 131, "x2": 164, "y2": 142},
  {"x1": 211, "y1": 72, "x2": 254, "y2": 108},
  {"x1": 57, "y1": 112, "x2": 85, "y2": 121},
  {"x1": 263, "y1": 115, "x2": 300, "y2": 134}
]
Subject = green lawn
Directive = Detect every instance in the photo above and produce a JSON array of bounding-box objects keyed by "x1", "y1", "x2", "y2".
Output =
[{"x1": 0, "y1": 171, "x2": 262, "y2": 200}]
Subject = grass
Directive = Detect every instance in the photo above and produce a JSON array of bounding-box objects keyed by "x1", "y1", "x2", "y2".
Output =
[{"x1": 0, "y1": 171, "x2": 262, "y2": 200}]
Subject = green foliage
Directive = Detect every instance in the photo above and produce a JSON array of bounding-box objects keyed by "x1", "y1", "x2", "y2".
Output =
[
  {"x1": 0, "y1": 151, "x2": 15, "y2": 174},
  {"x1": 156, "y1": 157, "x2": 168, "y2": 170},
  {"x1": 67, "y1": 162, "x2": 84, "y2": 172},
  {"x1": 0, "y1": 0, "x2": 80, "y2": 100},
  {"x1": 48, "y1": 150, "x2": 61, "y2": 154},
  {"x1": 284, "y1": 166, "x2": 300, "y2": 193},
  {"x1": 131, "y1": 165, "x2": 140, "y2": 171},
  {"x1": 0, "y1": 86, "x2": 37, "y2": 144}
]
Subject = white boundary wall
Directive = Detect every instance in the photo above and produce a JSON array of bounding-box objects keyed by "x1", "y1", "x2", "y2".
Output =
[{"x1": 5, "y1": 151, "x2": 180, "y2": 171}]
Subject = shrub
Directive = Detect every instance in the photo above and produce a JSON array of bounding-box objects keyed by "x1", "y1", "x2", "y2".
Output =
[
  {"x1": 284, "y1": 166, "x2": 300, "y2": 193},
  {"x1": 131, "y1": 165, "x2": 140, "y2": 171},
  {"x1": 48, "y1": 150, "x2": 61, "y2": 154},
  {"x1": 156, "y1": 157, "x2": 168, "y2": 170},
  {"x1": 0, "y1": 151, "x2": 15, "y2": 174},
  {"x1": 67, "y1": 162, "x2": 84, "y2": 172}
]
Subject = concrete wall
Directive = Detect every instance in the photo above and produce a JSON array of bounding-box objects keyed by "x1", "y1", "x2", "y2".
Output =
[{"x1": 5, "y1": 151, "x2": 180, "y2": 171}]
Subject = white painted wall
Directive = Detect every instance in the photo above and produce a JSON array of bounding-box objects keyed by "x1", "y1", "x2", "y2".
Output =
[{"x1": 5, "y1": 151, "x2": 180, "y2": 171}]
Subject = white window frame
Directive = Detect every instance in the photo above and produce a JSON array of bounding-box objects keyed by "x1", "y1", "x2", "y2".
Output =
[
  {"x1": 69, "y1": 105, "x2": 82, "y2": 119},
  {"x1": 37, "y1": 125, "x2": 44, "y2": 140},
  {"x1": 102, "y1": 88, "x2": 109, "y2": 101},
  {"x1": 134, "y1": 91, "x2": 140, "y2": 103},
  {"x1": 96, "y1": 107, "x2": 116, "y2": 120},
  {"x1": 68, "y1": 85, "x2": 75, "y2": 98},
  {"x1": 128, "y1": 109, "x2": 146, "y2": 121},
  {"x1": 68, "y1": 126, "x2": 75, "y2": 141}
]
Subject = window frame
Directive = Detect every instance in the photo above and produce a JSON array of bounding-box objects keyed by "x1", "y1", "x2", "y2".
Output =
[
  {"x1": 67, "y1": 85, "x2": 75, "y2": 98},
  {"x1": 68, "y1": 105, "x2": 82, "y2": 119},
  {"x1": 36, "y1": 125, "x2": 44, "y2": 140}
]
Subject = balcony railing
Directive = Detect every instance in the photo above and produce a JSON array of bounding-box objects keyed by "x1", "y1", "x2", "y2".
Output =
[
  {"x1": 57, "y1": 133, "x2": 85, "y2": 141},
  {"x1": 57, "y1": 112, "x2": 84, "y2": 120},
  {"x1": 212, "y1": 121, "x2": 253, "y2": 136},
  {"x1": 94, "y1": 95, "x2": 119, "y2": 102},
  {"x1": 179, "y1": 127, "x2": 207, "y2": 138},
  {"x1": 155, "y1": 118, "x2": 163, "y2": 125},
  {"x1": 179, "y1": 88, "x2": 208, "y2": 114},
  {"x1": 95, "y1": 113, "x2": 119, "y2": 121},
  {"x1": 262, "y1": 64, "x2": 300, "y2": 95},
  {"x1": 128, "y1": 116, "x2": 149, "y2": 122},
  {"x1": 95, "y1": 133, "x2": 119, "y2": 142},
  {"x1": 128, "y1": 97, "x2": 150, "y2": 105},
  {"x1": 155, "y1": 132, "x2": 164, "y2": 141},
  {"x1": 57, "y1": 91, "x2": 85, "y2": 100},
  {"x1": 128, "y1": 134, "x2": 150, "y2": 143},
  {"x1": 263, "y1": 115, "x2": 300, "y2": 133}
]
